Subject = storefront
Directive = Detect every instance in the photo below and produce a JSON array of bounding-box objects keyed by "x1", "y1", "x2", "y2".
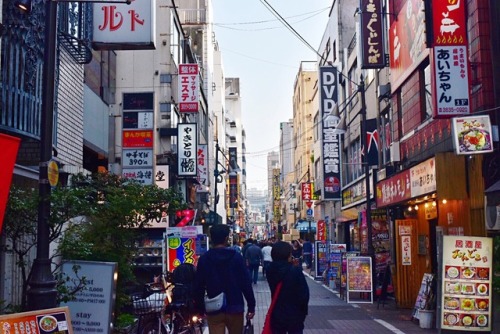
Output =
[{"x1": 375, "y1": 153, "x2": 484, "y2": 308}]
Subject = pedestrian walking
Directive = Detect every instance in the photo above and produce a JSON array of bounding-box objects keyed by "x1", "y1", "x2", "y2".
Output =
[
  {"x1": 245, "y1": 240, "x2": 263, "y2": 284},
  {"x1": 291, "y1": 239, "x2": 303, "y2": 267},
  {"x1": 302, "y1": 238, "x2": 313, "y2": 270},
  {"x1": 266, "y1": 241, "x2": 309, "y2": 334},
  {"x1": 261, "y1": 241, "x2": 273, "y2": 278},
  {"x1": 193, "y1": 224, "x2": 255, "y2": 334}
]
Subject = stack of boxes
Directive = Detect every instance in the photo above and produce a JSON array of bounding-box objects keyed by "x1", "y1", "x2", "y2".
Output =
[{"x1": 282, "y1": 229, "x2": 300, "y2": 242}]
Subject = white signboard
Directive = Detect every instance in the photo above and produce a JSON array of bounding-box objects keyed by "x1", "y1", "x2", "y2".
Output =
[
  {"x1": 93, "y1": 0, "x2": 155, "y2": 48},
  {"x1": 451, "y1": 115, "x2": 494, "y2": 155},
  {"x1": 433, "y1": 46, "x2": 470, "y2": 117},
  {"x1": 410, "y1": 157, "x2": 436, "y2": 197},
  {"x1": 61, "y1": 261, "x2": 117, "y2": 334},
  {"x1": 167, "y1": 226, "x2": 203, "y2": 238},
  {"x1": 441, "y1": 236, "x2": 492, "y2": 331},
  {"x1": 401, "y1": 235, "x2": 412, "y2": 265},
  {"x1": 122, "y1": 168, "x2": 153, "y2": 185},
  {"x1": 177, "y1": 123, "x2": 197, "y2": 177},
  {"x1": 123, "y1": 149, "x2": 153, "y2": 167}
]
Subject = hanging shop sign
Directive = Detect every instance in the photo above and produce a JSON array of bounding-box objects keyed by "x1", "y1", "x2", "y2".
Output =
[
  {"x1": 314, "y1": 241, "x2": 329, "y2": 280},
  {"x1": 319, "y1": 66, "x2": 342, "y2": 200},
  {"x1": 178, "y1": 64, "x2": 200, "y2": 113},
  {"x1": 317, "y1": 220, "x2": 326, "y2": 241},
  {"x1": 177, "y1": 123, "x2": 197, "y2": 177},
  {"x1": 93, "y1": 0, "x2": 155, "y2": 50},
  {"x1": 451, "y1": 115, "x2": 494, "y2": 155},
  {"x1": 359, "y1": 0, "x2": 385, "y2": 69},
  {"x1": 341, "y1": 173, "x2": 374, "y2": 209},
  {"x1": 430, "y1": 0, "x2": 470, "y2": 117},
  {"x1": 410, "y1": 157, "x2": 436, "y2": 197},
  {"x1": 122, "y1": 149, "x2": 153, "y2": 167},
  {"x1": 122, "y1": 129, "x2": 153, "y2": 148},
  {"x1": 301, "y1": 182, "x2": 312, "y2": 201},
  {"x1": 123, "y1": 111, "x2": 154, "y2": 129},
  {"x1": 441, "y1": 236, "x2": 493, "y2": 331},
  {"x1": 196, "y1": 145, "x2": 208, "y2": 192},
  {"x1": 122, "y1": 168, "x2": 153, "y2": 185}
]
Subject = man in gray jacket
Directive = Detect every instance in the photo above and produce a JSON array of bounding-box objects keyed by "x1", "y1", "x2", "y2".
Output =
[{"x1": 244, "y1": 241, "x2": 263, "y2": 284}]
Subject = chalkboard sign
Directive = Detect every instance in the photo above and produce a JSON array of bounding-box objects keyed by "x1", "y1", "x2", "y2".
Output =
[{"x1": 412, "y1": 273, "x2": 435, "y2": 320}]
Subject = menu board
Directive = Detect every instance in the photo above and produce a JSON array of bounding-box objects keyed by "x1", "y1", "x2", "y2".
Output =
[
  {"x1": 346, "y1": 256, "x2": 373, "y2": 303},
  {"x1": 0, "y1": 307, "x2": 73, "y2": 333},
  {"x1": 314, "y1": 241, "x2": 328, "y2": 279},
  {"x1": 441, "y1": 236, "x2": 492, "y2": 331}
]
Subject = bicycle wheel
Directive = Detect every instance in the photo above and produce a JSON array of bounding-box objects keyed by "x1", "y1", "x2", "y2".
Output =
[{"x1": 140, "y1": 319, "x2": 164, "y2": 334}]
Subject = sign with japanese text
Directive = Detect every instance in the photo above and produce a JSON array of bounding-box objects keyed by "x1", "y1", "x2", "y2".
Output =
[
  {"x1": 410, "y1": 157, "x2": 436, "y2": 197},
  {"x1": 314, "y1": 241, "x2": 328, "y2": 280},
  {"x1": 166, "y1": 236, "x2": 198, "y2": 272},
  {"x1": 93, "y1": 0, "x2": 155, "y2": 49},
  {"x1": 196, "y1": 144, "x2": 208, "y2": 192},
  {"x1": 317, "y1": 219, "x2": 326, "y2": 241},
  {"x1": 122, "y1": 168, "x2": 153, "y2": 185},
  {"x1": 319, "y1": 66, "x2": 342, "y2": 200},
  {"x1": 0, "y1": 133, "x2": 20, "y2": 234},
  {"x1": 451, "y1": 115, "x2": 493, "y2": 155},
  {"x1": 155, "y1": 165, "x2": 169, "y2": 189},
  {"x1": 441, "y1": 236, "x2": 492, "y2": 331},
  {"x1": 301, "y1": 182, "x2": 312, "y2": 201},
  {"x1": 346, "y1": 256, "x2": 373, "y2": 303},
  {"x1": 376, "y1": 169, "x2": 411, "y2": 207},
  {"x1": 122, "y1": 129, "x2": 153, "y2": 148},
  {"x1": 123, "y1": 149, "x2": 153, "y2": 167},
  {"x1": 177, "y1": 123, "x2": 197, "y2": 177},
  {"x1": 388, "y1": 0, "x2": 428, "y2": 90},
  {"x1": 61, "y1": 261, "x2": 117, "y2": 334},
  {"x1": 272, "y1": 168, "x2": 281, "y2": 220},
  {"x1": 178, "y1": 64, "x2": 199, "y2": 113},
  {"x1": 229, "y1": 175, "x2": 238, "y2": 208},
  {"x1": 432, "y1": 46, "x2": 470, "y2": 117},
  {"x1": 359, "y1": 0, "x2": 385, "y2": 69},
  {"x1": 0, "y1": 307, "x2": 73, "y2": 333},
  {"x1": 401, "y1": 235, "x2": 412, "y2": 265},
  {"x1": 123, "y1": 92, "x2": 154, "y2": 110},
  {"x1": 342, "y1": 173, "x2": 374, "y2": 209},
  {"x1": 123, "y1": 111, "x2": 154, "y2": 129},
  {"x1": 229, "y1": 147, "x2": 238, "y2": 171}
]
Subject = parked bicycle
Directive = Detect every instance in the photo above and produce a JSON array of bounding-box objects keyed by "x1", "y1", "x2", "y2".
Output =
[{"x1": 132, "y1": 265, "x2": 204, "y2": 334}]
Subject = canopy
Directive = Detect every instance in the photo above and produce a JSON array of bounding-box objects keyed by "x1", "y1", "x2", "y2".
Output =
[{"x1": 295, "y1": 220, "x2": 316, "y2": 232}]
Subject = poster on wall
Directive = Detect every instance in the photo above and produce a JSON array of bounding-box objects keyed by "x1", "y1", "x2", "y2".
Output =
[
  {"x1": 441, "y1": 236, "x2": 493, "y2": 331},
  {"x1": 314, "y1": 241, "x2": 328, "y2": 279}
]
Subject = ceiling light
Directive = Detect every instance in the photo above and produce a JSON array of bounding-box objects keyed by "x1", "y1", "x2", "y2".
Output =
[{"x1": 442, "y1": 199, "x2": 447, "y2": 204}]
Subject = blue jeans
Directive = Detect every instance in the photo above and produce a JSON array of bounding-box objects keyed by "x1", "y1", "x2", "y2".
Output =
[
  {"x1": 248, "y1": 263, "x2": 259, "y2": 283},
  {"x1": 263, "y1": 261, "x2": 271, "y2": 277}
]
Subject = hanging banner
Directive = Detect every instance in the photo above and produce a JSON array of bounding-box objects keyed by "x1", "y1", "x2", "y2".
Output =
[
  {"x1": 0, "y1": 133, "x2": 20, "y2": 233},
  {"x1": 359, "y1": 0, "x2": 385, "y2": 69},
  {"x1": 319, "y1": 66, "x2": 342, "y2": 200},
  {"x1": 196, "y1": 145, "x2": 208, "y2": 192},
  {"x1": 178, "y1": 64, "x2": 200, "y2": 113},
  {"x1": 177, "y1": 123, "x2": 197, "y2": 177},
  {"x1": 314, "y1": 241, "x2": 328, "y2": 279}
]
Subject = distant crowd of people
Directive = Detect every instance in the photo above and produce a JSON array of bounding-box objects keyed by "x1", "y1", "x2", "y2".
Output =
[{"x1": 193, "y1": 225, "x2": 312, "y2": 334}]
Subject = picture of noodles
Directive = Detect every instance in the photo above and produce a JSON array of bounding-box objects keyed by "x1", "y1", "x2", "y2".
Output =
[
  {"x1": 445, "y1": 313, "x2": 458, "y2": 325},
  {"x1": 458, "y1": 129, "x2": 492, "y2": 152},
  {"x1": 462, "y1": 315, "x2": 473, "y2": 326},
  {"x1": 39, "y1": 315, "x2": 58, "y2": 331}
]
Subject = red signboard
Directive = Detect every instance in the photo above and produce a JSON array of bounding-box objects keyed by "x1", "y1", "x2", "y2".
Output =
[
  {"x1": 317, "y1": 220, "x2": 326, "y2": 241},
  {"x1": 122, "y1": 129, "x2": 153, "y2": 148},
  {"x1": 0, "y1": 134, "x2": 20, "y2": 233},
  {"x1": 431, "y1": 0, "x2": 467, "y2": 46},
  {"x1": 376, "y1": 169, "x2": 411, "y2": 207},
  {"x1": 301, "y1": 182, "x2": 312, "y2": 201}
]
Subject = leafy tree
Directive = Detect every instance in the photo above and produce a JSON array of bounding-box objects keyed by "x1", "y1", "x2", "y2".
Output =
[{"x1": 1, "y1": 172, "x2": 186, "y2": 313}]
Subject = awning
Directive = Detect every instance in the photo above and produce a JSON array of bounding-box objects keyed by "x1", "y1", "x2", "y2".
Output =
[
  {"x1": 335, "y1": 207, "x2": 359, "y2": 223},
  {"x1": 295, "y1": 220, "x2": 316, "y2": 232}
]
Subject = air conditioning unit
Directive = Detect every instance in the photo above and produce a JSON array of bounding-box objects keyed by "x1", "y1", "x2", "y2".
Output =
[{"x1": 390, "y1": 141, "x2": 400, "y2": 162}]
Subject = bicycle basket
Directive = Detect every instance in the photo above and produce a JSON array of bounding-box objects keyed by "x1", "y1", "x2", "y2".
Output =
[{"x1": 132, "y1": 291, "x2": 166, "y2": 316}]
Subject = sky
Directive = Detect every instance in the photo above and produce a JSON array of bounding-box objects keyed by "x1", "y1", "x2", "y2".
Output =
[{"x1": 211, "y1": 0, "x2": 332, "y2": 191}]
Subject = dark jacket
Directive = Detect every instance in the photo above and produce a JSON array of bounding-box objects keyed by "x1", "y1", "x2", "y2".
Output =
[
  {"x1": 193, "y1": 247, "x2": 256, "y2": 314},
  {"x1": 266, "y1": 260, "x2": 309, "y2": 331},
  {"x1": 244, "y1": 244, "x2": 263, "y2": 265}
]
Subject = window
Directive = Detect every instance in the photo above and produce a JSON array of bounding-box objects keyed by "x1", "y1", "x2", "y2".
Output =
[{"x1": 423, "y1": 63, "x2": 433, "y2": 119}]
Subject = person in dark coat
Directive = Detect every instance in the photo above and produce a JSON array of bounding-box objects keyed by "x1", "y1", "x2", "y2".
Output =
[
  {"x1": 266, "y1": 241, "x2": 309, "y2": 334},
  {"x1": 193, "y1": 224, "x2": 256, "y2": 334}
]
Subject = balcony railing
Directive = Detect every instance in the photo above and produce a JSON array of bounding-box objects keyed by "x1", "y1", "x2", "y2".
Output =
[{"x1": 179, "y1": 9, "x2": 207, "y2": 25}]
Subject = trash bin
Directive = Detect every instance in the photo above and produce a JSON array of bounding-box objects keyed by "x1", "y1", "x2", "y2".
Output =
[{"x1": 419, "y1": 310, "x2": 434, "y2": 329}]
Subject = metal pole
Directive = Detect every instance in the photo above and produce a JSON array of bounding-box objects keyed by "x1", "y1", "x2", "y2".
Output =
[
  {"x1": 27, "y1": 0, "x2": 58, "y2": 310},
  {"x1": 213, "y1": 140, "x2": 219, "y2": 223},
  {"x1": 360, "y1": 75, "x2": 375, "y2": 293}
]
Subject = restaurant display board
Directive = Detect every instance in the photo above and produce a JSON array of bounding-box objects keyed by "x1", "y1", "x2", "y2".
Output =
[
  {"x1": 314, "y1": 241, "x2": 328, "y2": 279},
  {"x1": 0, "y1": 307, "x2": 73, "y2": 333},
  {"x1": 328, "y1": 244, "x2": 346, "y2": 289},
  {"x1": 441, "y1": 236, "x2": 492, "y2": 331},
  {"x1": 346, "y1": 256, "x2": 373, "y2": 303}
]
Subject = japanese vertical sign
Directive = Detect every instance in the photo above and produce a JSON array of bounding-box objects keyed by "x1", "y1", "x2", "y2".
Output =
[
  {"x1": 153, "y1": 165, "x2": 169, "y2": 228},
  {"x1": 178, "y1": 64, "x2": 199, "y2": 113},
  {"x1": 431, "y1": 0, "x2": 470, "y2": 117},
  {"x1": 399, "y1": 225, "x2": 412, "y2": 266},
  {"x1": 301, "y1": 182, "x2": 312, "y2": 201},
  {"x1": 229, "y1": 175, "x2": 238, "y2": 208},
  {"x1": 196, "y1": 145, "x2": 208, "y2": 192},
  {"x1": 177, "y1": 123, "x2": 197, "y2": 177},
  {"x1": 228, "y1": 147, "x2": 238, "y2": 171},
  {"x1": 273, "y1": 168, "x2": 281, "y2": 221},
  {"x1": 320, "y1": 66, "x2": 342, "y2": 200},
  {"x1": 317, "y1": 220, "x2": 326, "y2": 241},
  {"x1": 122, "y1": 92, "x2": 154, "y2": 185},
  {"x1": 359, "y1": 0, "x2": 385, "y2": 69},
  {"x1": 93, "y1": 0, "x2": 155, "y2": 49}
]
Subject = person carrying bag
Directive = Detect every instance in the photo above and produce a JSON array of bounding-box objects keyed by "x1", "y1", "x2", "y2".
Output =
[{"x1": 265, "y1": 241, "x2": 309, "y2": 334}]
